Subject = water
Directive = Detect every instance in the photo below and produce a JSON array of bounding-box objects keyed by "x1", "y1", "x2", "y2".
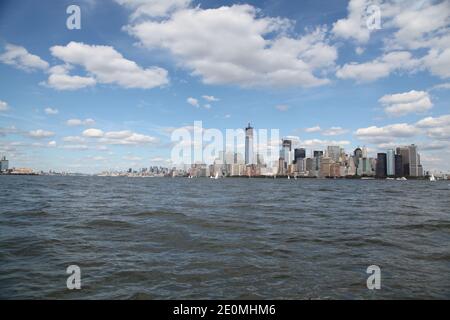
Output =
[{"x1": 0, "y1": 176, "x2": 449, "y2": 299}]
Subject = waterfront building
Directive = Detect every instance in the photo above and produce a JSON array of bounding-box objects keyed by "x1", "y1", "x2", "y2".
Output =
[
  {"x1": 396, "y1": 146, "x2": 410, "y2": 176},
  {"x1": 294, "y1": 148, "x2": 306, "y2": 164},
  {"x1": 376, "y1": 153, "x2": 387, "y2": 178},
  {"x1": 0, "y1": 156, "x2": 9, "y2": 172},
  {"x1": 280, "y1": 139, "x2": 293, "y2": 167},
  {"x1": 354, "y1": 147, "x2": 363, "y2": 167},
  {"x1": 395, "y1": 155, "x2": 403, "y2": 177},
  {"x1": 305, "y1": 158, "x2": 314, "y2": 172},
  {"x1": 319, "y1": 157, "x2": 332, "y2": 177},
  {"x1": 245, "y1": 123, "x2": 254, "y2": 165},
  {"x1": 386, "y1": 149, "x2": 395, "y2": 176},
  {"x1": 408, "y1": 144, "x2": 420, "y2": 177},
  {"x1": 327, "y1": 146, "x2": 340, "y2": 163}
]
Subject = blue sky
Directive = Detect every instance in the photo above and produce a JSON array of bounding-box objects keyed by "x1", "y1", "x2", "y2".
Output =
[{"x1": 0, "y1": 0, "x2": 449, "y2": 173}]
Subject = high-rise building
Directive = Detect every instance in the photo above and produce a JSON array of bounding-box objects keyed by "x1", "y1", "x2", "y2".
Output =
[
  {"x1": 386, "y1": 149, "x2": 395, "y2": 176},
  {"x1": 0, "y1": 156, "x2": 9, "y2": 172},
  {"x1": 396, "y1": 146, "x2": 410, "y2": 176},
  {"x1": 395, "y1": 155, "x2": 403, "y2": 177},
  {"x1": 245, "y1": 123, "x2": 254, "y2": 165},
  {"x1": 376, "y1": 153, "x2": 387, "y2": 178},
  {"x1": 327, "y1": 146, "x2": 340, "y2": 162},
  {"x1": 408, "y1": 144, "x2": 419, "y2": 177},
  {"x1": 354, "y1": 148, "x2": 363, "y2": 167},
  {"x1": 319, "y1": 157, "x2": 332, "y2": 177},
  {"x1": 280, "y1": 139, "x2": 292, "y2": 166},
  {"x1": 294, "y1": 148, "x2": 306, "y2": 164}
]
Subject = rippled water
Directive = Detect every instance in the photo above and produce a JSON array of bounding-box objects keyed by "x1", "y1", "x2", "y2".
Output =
[{"x1": 0, "y1": 176, "x2": 449, "y2": 299}]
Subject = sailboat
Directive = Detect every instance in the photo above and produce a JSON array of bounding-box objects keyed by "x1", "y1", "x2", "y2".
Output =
[
  {"x1": 287, "y1": 175, "x2": 290, "y2": 180},
  {"x1": 429, "y1": 174, "x2": 436, "y2": 182},
  {"x1": 215, "y1": 172, "x2": 219, "y2": 180}
]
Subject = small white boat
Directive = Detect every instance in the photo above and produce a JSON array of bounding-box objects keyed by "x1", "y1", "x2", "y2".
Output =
[
  {"x1": 287, "y1": 175, "x2": 291, "y2": 180},
  {"x1": 215, "y1": 172, "x2": 219, "y2": 180},
  {"x1": 396, "y1": 177, "x2": 407, "y2": 181},
  {"x1": 429, "y1": 174, "x2": 436, "y2": 182}
]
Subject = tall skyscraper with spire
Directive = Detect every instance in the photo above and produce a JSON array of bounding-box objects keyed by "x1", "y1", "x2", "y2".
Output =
[{"x1": 245, "y1": 123, "x2": 254, "y2": 165}]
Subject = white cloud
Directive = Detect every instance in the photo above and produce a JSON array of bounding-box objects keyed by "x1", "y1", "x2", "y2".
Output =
[
  {"x1": 125, "y1": 5, "x2": 337, "y2": 88},
  {"x1": 0, "y1": 44, "x2": 49, "y2": 72},
  {"x1": 187, "y1": 97, "x2": 199, "y2": 108},
  {"x1": 332, "y1": 0, "x2": 373, "y2": 43},
  {"x1": 100, "y1": 131, "x2": 158, "y2": 145},
  {"x1": 202, "y1": 95, "x2": 220, "y2": 102},
  {"x1": 304, "y1": 126, "x2": 322, "y2": 133},
  {"x1": 45, "y1": 64, "x2": 96, "y2": 91},
  {"x1": 48, "y1": 141, "x2": 57, "y2": 147},
  {"x1": 115, "y1": 0, "x2": 191, "y2": 20},
  {"x1": 66, "y1": 118, "x2": 96, "y2": 126},
  {"x1": 416, "y1": 115, "x2": 450, "y2": 128},
  {"x1": 275, "y1": 105, "x2": 290, "y2": 112},
  {"x1": 80, "y1": 129, "x2": 158, "y2": 145},
  {"x1": 44, "y1": 107, "x2": 59, "y2": 115},
  {"x1": 423, "y1": 48, "x2": 450, "y2": 79},
  {"x1": 28, "y1": 129, "x2": 55, "y2": 139},
  {"x1": 355, "y1": 123, "x2": 420, "y2": 143},
  {"x1": 82, "y1": 128, "x2": 104, "y2": 138},
  {"x1": 50, "y1": 42, "x2": 169, "y2": 89},
  {"x1": 432, "y1": 82, "x2": 450, "y2": 90},
  {"x1": 336, "y1": 51, "x2": 420, "y2": 82},
  {"x1": 379, "y1": 90, "x2": 433, "y2": 116},
  {"x1": 0, "y1": 100, "x2": 9, "y2": 112},
  {"x1": 322, "y1": 127, "x2": 349, "y2": 136}
]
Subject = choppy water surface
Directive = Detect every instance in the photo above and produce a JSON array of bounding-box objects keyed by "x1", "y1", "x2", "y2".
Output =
[{"x1": 0, "y1": 176, "x2": 449, "y2": 299}]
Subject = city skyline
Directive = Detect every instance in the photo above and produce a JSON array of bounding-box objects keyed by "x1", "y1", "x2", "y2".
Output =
[{"x1": 1, "y1": 0, "x2": 450, "y2": 173}]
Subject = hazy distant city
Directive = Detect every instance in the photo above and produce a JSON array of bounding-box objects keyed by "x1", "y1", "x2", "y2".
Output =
[{"x1": 1, "y1": 123, "x2": 447, "y2": 180}]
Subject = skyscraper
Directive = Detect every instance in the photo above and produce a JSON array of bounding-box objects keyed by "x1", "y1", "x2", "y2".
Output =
[
  {"x1": 327, "y1": 146, "x2": 340, "y2": 162},
  {"x1": 376, "y1": 153, "x2": 387, "y2": 178},
  {"x1": 386, "y1": 149, "x2": 395, "y2": 176},
  {"x1": 245, "y1": 123, "x2": 254, "y2": 165},
  {"x1": 408, "y1": 144, "x2": 419, "y2": 177},
  {"x1": 395, "y1": 154, "x2": 403, "y2": 177},
  {"x1": 354, "y1": 148, "x2": 362, "y2": 167},
  {"x1": 0, "y1": 156, "x2": 8, "y2": 172},
  {"x1": 396, "y1": 146, "x2": 410, "y2": 176},
  {"x1": 294, "y1": 148, "x2": 306, "y2": 163}
]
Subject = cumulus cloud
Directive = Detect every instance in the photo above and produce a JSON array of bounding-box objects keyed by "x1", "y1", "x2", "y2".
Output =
[
  {"x1": 0, "y1": 100, "x2": 9, "y2": 112},
  {"x1": 379, "y1": 90, "x2": 433, "y2": 116},
  {"x1": 335, "y1": 1, "x2": 450, "y2": 82},
  {"x1": 82, "y1": 128, "x2": 104, "y2": 138},
  {"x1": 28, "y1": 129, "x2": 55, "y2": 139},
  {"x1": 336, "y1": 51, "x2": 421, "y2": 82},
  {"x1": 45, "y1": 64, "x2": 96, "y2": 91},
  {"x1": 0, "y1": 44, "x2": 49, "y2": 72},
  {"x1": 322, "y1": 127, "x2": 349, "y2": 136},
  {"x1": 355, "y1": 123, "x2": 420, "y2": 143},
  {"x1": 332, "y1": 0, "x2": 374, "y2": 43},
  {"x1": 187, "y1": 97, "x2": 199, "y2": 108},
  {"x1": 416, "y1": 115, "x2": 450, "y2": 128},
  {"x1": 115, "y1": 0, "x2": 191, "y2": 20},
  {"x1": 81, "y1": 128, "x2": 158, "y2": 145},
  {"x1": 304, "y1": 126, "x2": 322, "y2": 133},
  {"x1": 124, "y1": 4, "x2": 337, "y2": 88},
  {"x1": 44, "y1": 107, "x2": 59, "y2": 115},
  {"x1": 49, "y1": 42, "x2": 169, "y2": 89},
  {"x1": 66, "y1": 118, "x2": 96, "y2": 127}
]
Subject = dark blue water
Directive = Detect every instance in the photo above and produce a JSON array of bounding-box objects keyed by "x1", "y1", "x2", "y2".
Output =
[{"x1": 0, "y1": 176, "x2": 449, "y2": 299}]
